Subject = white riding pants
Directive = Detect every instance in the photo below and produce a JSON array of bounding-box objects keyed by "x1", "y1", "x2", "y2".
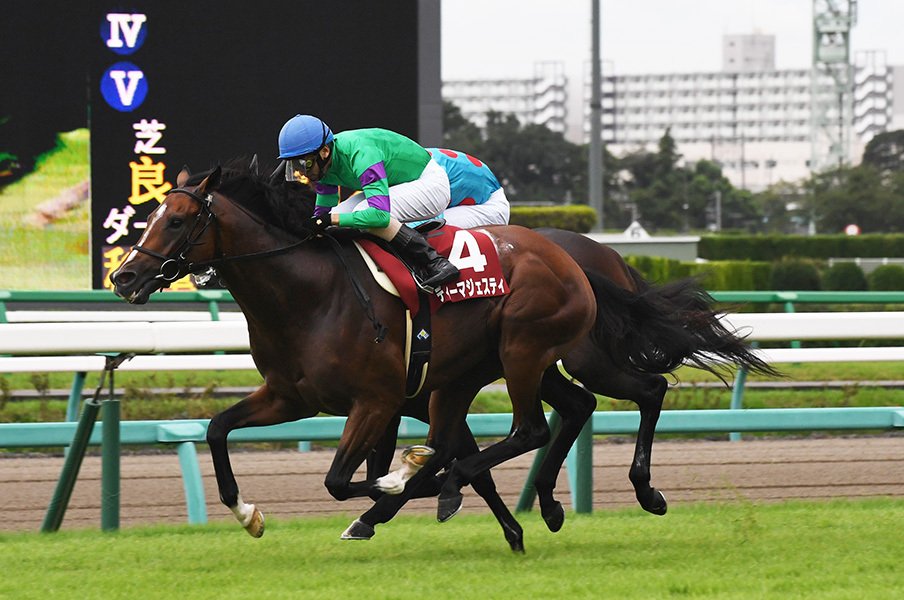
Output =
[
  {"x1": 443, "y1": 187, "x2": 511, "y2": 229},
  {"x1": 331, "y1": 159, "x2": 451, "y2": 223}
]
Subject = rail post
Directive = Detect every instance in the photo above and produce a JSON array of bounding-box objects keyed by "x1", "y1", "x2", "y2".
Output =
[
  {"x1": 101, "y1": 358, "x2": 121, "y2": 531},
  {"x1": 42, "y1": 375, "x2": 106, "y2": 532},
  {"x1": 65, "y1": 372, "x2": 88, "y2": 422},
  {"x1": 42, "y1": 353, "x2": 130, "y2": 533},
  {"x1": 566, "y1": 417, "x2": 593, "y2": 513}
]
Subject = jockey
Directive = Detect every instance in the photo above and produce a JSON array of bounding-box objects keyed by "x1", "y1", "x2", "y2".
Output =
[
  {"x1": 278, "y1": 114, "x2": 459, "y2": 293},
  {"x1": 426, "y1": 148, "x2": 510, "y2": 228}
]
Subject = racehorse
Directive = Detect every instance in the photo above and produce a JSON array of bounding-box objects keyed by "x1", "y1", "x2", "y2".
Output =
[
  {"x1": 110, "y1": 162, "x2": 598, "y2": 551},
  {"x1": 346, "y1": 228, "x2": 780, "y2": 538}
]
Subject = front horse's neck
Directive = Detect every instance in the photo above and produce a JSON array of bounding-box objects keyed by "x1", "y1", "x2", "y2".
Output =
[{"x1": 210, "y1": 204, "x2": 335, "y2": 328}]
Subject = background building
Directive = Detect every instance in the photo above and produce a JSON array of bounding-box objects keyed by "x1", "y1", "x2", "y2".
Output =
[
  {"x1": 444, "y1": 31, "x2": 904, "y2": 192},
  {"x1": 442, "y1": 62, "x2": 568, "y2": 135}
]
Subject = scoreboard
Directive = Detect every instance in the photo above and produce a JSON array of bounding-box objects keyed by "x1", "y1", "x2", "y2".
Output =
[{"x1": 2, "y1": 1, "x2": 437, "y2": 289}]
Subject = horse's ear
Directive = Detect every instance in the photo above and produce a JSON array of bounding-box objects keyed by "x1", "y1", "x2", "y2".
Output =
[
  {"x1": 269, "y1": 160, "x2": 286, "y2": 185},
  {"x1": 249, "y1": 154, "x2": 259, "y2": 175},
  {"x1": 177, "y1": 166, "x2": 191, "y2": 187},
  {"x1": 197, "y1": 165, "x2": 222, "y2": 194}
]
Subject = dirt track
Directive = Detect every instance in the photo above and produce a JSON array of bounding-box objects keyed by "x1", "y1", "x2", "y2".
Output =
[{"x1": 3, "y1": 435, "x2": 902, "y2": 533}]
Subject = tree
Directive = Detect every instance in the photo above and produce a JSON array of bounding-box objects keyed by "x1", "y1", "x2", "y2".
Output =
[
  {"x1": 806, "y1": 165, "x2": 900, "y2": 233},
  {"x1": 752, "y1": 181, "x2": 803, "y2": 233},
  {"x1": 862, "y1": 130, "x2": 904, "y2": 179},
  {"x1": 619, "y1": 129, "x2": 687, "y2": 231},
  {"x1": 441, "y1": 101, "x2": 484, "y2": 154},
  {"x1": 446, "y1": 110, "x2": 589, "y2": 205}
]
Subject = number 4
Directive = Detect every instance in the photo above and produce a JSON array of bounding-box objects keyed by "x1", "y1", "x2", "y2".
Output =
[{"x1": 447, "y1": 230, "x2": 488, "y2": 273}]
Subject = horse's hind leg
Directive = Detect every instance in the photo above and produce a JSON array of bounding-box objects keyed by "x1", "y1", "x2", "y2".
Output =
[
  {"x1": 454, "y1": 422, "x2": 524, "y2": 552},
  {"x1": 207, "y1": 384, "x2": 314, "y2": 537},
  {"x1": 564, "y1": 345, "x2": 669, "y2": 515},
  {"x1": 534, "y1": 366, "x2": 597, "y2": 532}
]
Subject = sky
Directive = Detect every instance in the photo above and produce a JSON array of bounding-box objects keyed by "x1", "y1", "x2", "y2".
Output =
[{"x1": 441, "y1": 0, "x2": 904, "y2": 80}]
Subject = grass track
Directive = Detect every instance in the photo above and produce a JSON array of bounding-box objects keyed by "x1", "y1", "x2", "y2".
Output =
[
  {"x1": 0, "y1": 129, "x2": 90, "y2": 290},
  {"x1": 1, "y1": 498, "x2": 901, "y2": 599}
]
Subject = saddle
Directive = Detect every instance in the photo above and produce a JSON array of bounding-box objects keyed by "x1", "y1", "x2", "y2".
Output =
[{"x1": 353, "y1": 224, "x2": 509, "y2": 398}]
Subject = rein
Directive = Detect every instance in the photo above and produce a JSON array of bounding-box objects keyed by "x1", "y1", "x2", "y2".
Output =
[
  {"x1": 133, "y1": 183, "x2": 387, "y2": 342},
  {"x1": 133, "y1": 186, "x2": 313, "y2": 280}
]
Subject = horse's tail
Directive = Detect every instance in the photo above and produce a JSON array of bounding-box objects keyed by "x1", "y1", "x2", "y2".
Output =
[{"x1": 584, "y1": 267, "x2": 781, "y2": 381}]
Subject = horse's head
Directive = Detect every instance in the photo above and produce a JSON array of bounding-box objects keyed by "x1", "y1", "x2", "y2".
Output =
[
  {"x1": 111, "y1": 166, "x2": 222, "y2": 304},
  {"x1": 112, "y1": 160, "x2": 318, "y2": 304}
]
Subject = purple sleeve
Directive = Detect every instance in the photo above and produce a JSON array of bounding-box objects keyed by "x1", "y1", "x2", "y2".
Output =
[{"x1": 359, "y1": 162, "x2": 391, "y2": 212}]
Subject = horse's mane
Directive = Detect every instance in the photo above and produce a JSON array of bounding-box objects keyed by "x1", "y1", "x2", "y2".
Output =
[{"x1": 185, "y1": 158, "x2": 316, "y2": 238}]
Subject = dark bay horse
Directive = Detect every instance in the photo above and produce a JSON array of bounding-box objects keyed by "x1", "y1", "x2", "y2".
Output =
[
  {"x1": 348, "y1": 228, "x2": 779, "y2": 538},
  {"x1": 110, "y1": 164, "x2": 597, "y2": 549}
]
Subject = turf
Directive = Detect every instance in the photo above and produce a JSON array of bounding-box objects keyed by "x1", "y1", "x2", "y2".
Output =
[
  {"x1": 0, "y1": 498, "x2": 900, "y2": 599},
  {"x1": 0, "y1": 129, "x2": 90, "y2": 290}
]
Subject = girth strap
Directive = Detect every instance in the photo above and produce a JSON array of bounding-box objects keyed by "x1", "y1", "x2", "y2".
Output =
[
  {"x1": 405, "y1": 292, "x2": 432, "y2": 398},
  {"x1": 322, "y1": 234, "x2": 388, "y2": 344}
]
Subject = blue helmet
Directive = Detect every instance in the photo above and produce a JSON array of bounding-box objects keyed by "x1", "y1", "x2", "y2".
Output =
[{"x1": 277, "y1": 115, "x2": 334, "y2": 159}]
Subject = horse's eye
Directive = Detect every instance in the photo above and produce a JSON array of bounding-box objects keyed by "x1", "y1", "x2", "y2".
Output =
[{"x1": 169, "y1": 217, "x2": 184, "y2": 229}]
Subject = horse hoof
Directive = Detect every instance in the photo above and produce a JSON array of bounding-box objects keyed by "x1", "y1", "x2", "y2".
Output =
[
  {"x1": 644, "y1": 489, "x2": 668, "y2": 516},
  {"x1": 542, "y1": 501, "x2": 565, "y2": 533},
  {"x1": 437, "y1": 492, "x2": 463, "y2": 523},
  {"x1": 502, "y1": 522, "x2": 525, "y2": 553},
  {"x1": 244, "y1": 507, "x2": 265, "y2": 538},
  {"x1": 341, "y1": 519, "x2": 375, "y2": 540},
  {"x1": 401, "y1": 444, "x2": 435, "y2": 467}
]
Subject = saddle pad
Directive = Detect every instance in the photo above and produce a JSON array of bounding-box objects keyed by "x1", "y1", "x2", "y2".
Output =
[{"x1": 356, "y1": 225, "x2": 508, "y2": 313}]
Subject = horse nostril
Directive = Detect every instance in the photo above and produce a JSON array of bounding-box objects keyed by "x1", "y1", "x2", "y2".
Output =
[{"x1": 113, "y1": 270, "x2": 135, "y2": 286}]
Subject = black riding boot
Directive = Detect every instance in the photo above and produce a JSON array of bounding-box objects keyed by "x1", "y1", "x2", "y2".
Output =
[{"x1": 390, "y1": 225, "x2": 460, "y2": 292}]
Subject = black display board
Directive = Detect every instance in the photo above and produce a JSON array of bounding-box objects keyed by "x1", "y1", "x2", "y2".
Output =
[
  {"x1": 1, "y1": 1, "x2": 425, "y2": 289},
  {"x1": 89, "y1": 1, "x2": 422, "y2": 289}
]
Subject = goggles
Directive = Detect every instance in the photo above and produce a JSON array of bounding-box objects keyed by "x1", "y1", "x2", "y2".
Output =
[{"x1": 285, "y1": 156, "x2": 316, "y2": 182}]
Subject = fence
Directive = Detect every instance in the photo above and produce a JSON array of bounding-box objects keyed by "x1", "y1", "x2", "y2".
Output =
[{"x1": 1, "y1": 289, "x2": 904, "y2": 530}]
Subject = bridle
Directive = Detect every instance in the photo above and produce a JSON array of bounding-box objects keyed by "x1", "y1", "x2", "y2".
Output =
[{"x1": 131, "y1": 185, "x2": 312, "y2": 282}]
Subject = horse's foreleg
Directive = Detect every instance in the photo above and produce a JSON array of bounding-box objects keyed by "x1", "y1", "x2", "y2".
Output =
[
  {"x1": 207, "y1": 384, "x2": 312, "y2": 537},
  {"x1": 455, "y1": 422, "x2": 525, "y2": 552},
  {"x1": 323, "y1": 403, "x2": 401, "y2": 501},
  {"x1": 534, "y1": 366, "x2": 597, "y2": 532}
]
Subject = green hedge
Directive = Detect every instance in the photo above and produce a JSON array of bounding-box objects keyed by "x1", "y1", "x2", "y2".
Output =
[
  {"x1": 509, "y1": 205, "x2": 597, "y2": 232},
  {"x1": 822, "y1": 262, "x2": 868, "y2": 291},
  {"x1": 770, "y1": 258, "x2": 822, "y2": 290},
  {"x1": 868, "y1": 265, "x2": 904, "y2": 291},
  {"x1": 699, "y1": 234, "x2": 904, "y2": 261},
  {"x1": 625, "y1": 256, "x2": 771, "y2": 290},
  {"x1": 689, "y1": 261, "x2": 772, "y2": 291}
]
